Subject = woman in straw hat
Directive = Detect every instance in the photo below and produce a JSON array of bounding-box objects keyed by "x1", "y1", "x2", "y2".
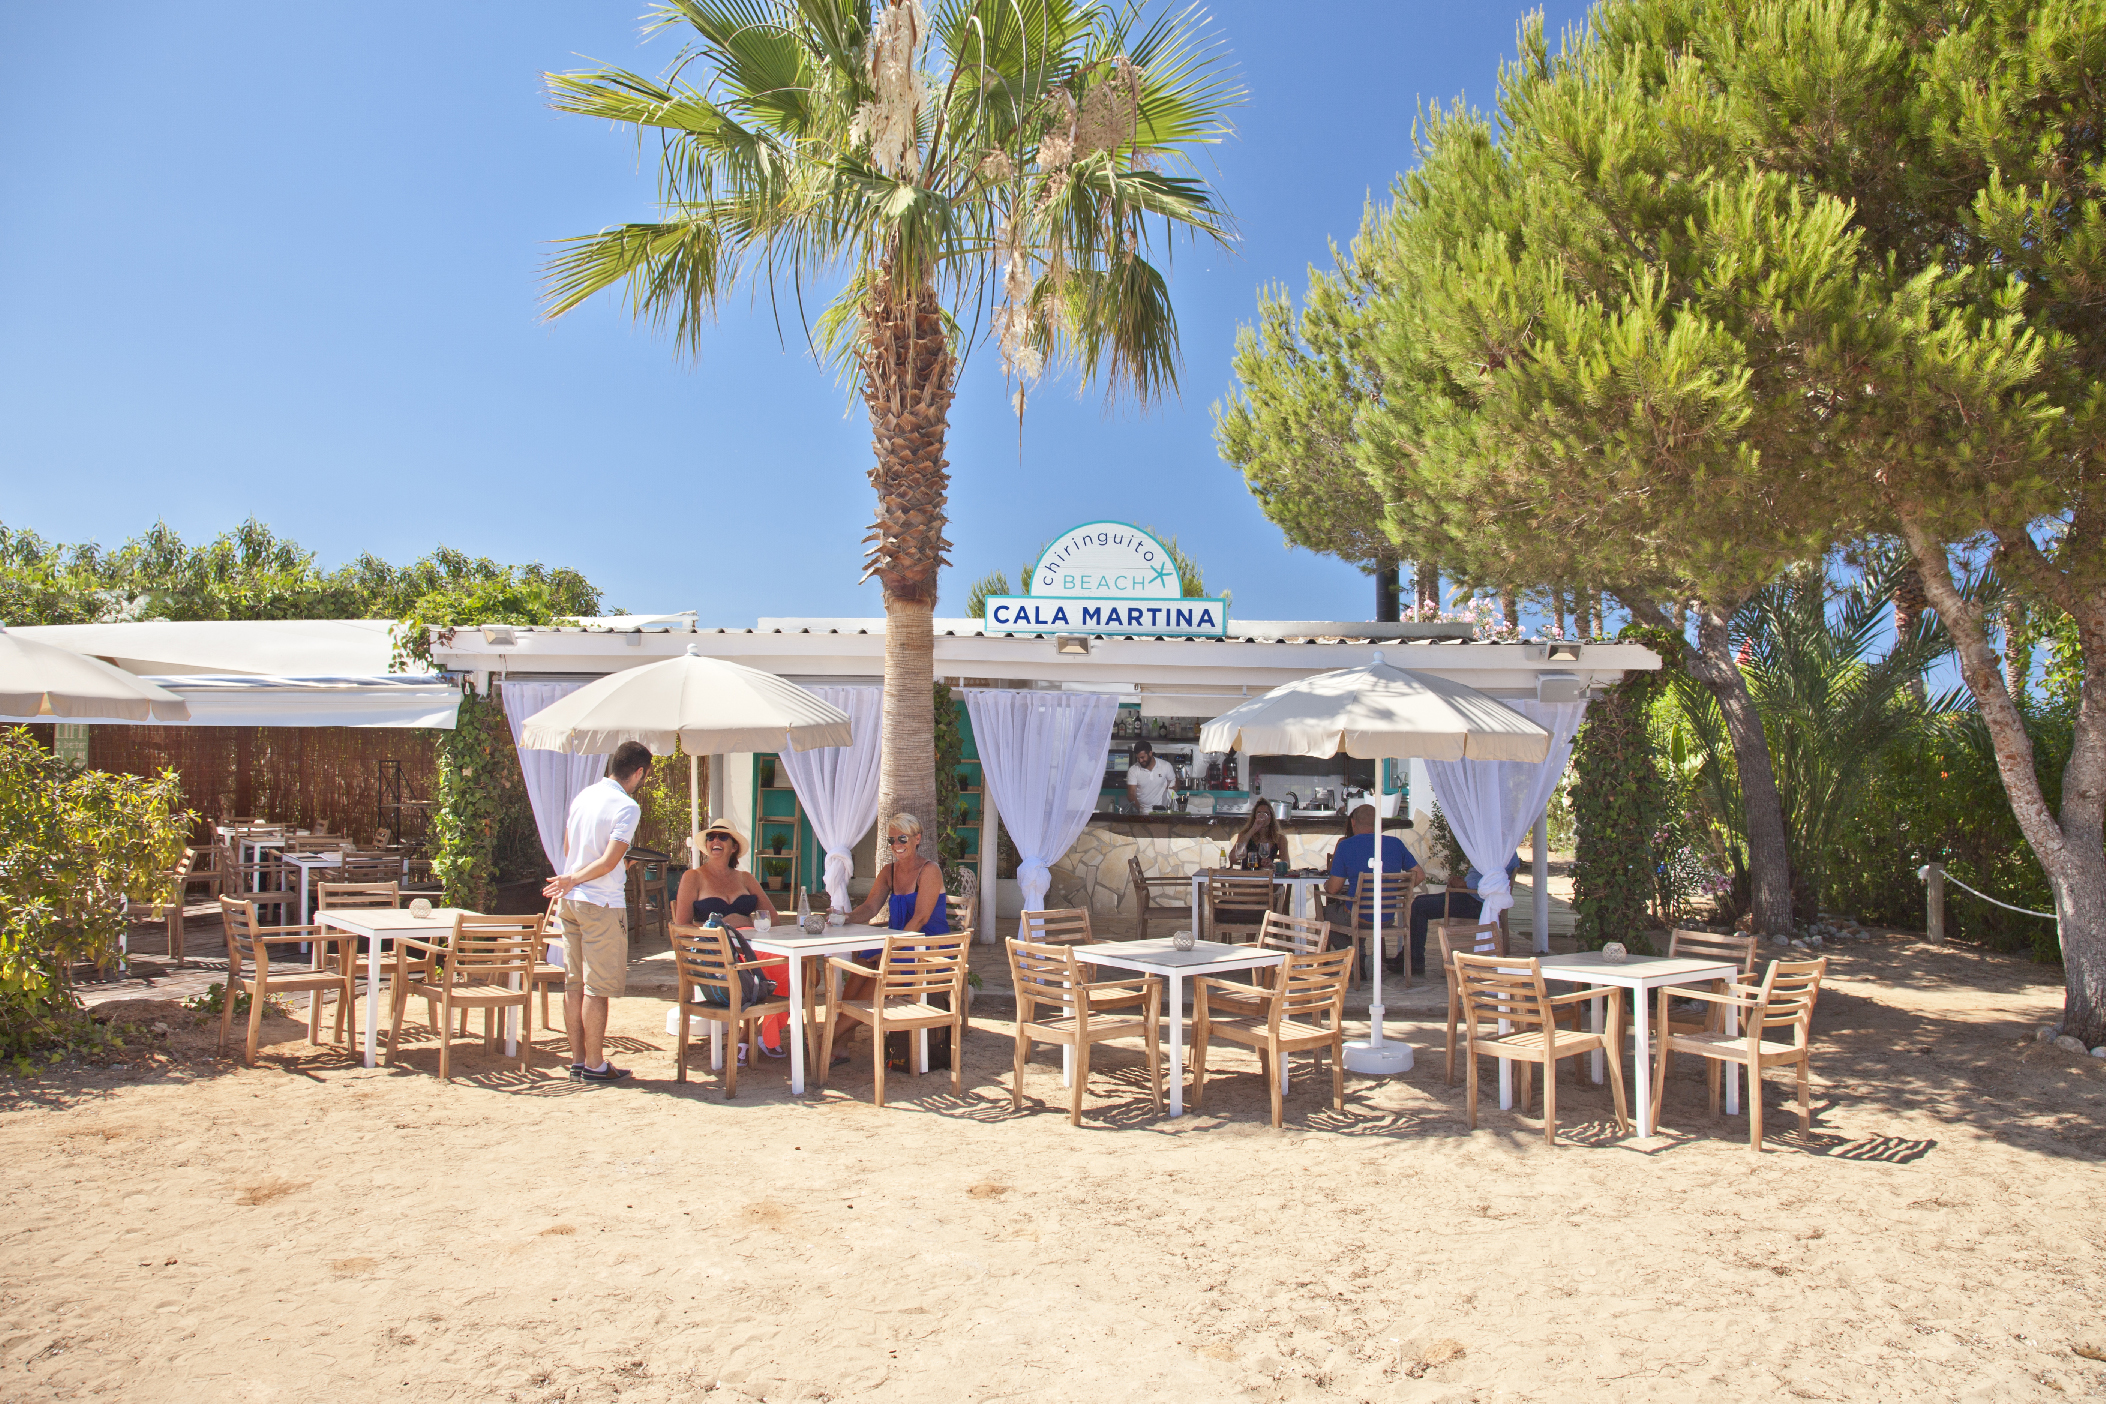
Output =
[{"x1": 676, "y1": 819, "x2": 790, "y2": 1057}]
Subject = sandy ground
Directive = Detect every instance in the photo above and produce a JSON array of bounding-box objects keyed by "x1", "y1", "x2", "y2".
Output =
[{"x1": 3, "y1": 930, "x2": 2104, "y2": 1403}]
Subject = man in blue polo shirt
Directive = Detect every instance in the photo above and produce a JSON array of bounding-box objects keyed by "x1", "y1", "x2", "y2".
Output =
[{"x1": 1323, "y1": 804, "x2": 1421, "y2": 952}]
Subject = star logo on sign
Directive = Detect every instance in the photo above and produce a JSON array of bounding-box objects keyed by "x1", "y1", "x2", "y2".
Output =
[{"x1": 1149, "y1": 563, "x2": 1174, "y2": 588}]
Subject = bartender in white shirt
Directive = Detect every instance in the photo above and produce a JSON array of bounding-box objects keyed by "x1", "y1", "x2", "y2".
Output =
[{"x1": 1125, "y1": 740, "x2": 1176, "y2": 813}]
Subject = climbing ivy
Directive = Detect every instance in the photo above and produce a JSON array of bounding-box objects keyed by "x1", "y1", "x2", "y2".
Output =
[
  {"x1": 1569, "y1": 632, "x2": 1676, "y2": 952},
  {"x1": 430, "y1": 687, "x2": 510, "y2": 911},
  {"x1": 933, "y1": 682, "x2": 967, "y2": 889}
]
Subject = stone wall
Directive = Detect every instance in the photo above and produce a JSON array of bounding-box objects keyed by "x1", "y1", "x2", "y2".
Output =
[{"x1": 1048, "y1": 823, "x2": 1340, "y2": 926}]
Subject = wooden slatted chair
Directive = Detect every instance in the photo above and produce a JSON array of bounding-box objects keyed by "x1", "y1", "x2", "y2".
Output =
[
  {"x1": 1434, "y1": 919, "x2": 1508, "y2": 1084},
  {"x1": 1203, "y1": 910, "x2": 1333, "y2": 1021},
  {"x1": 1192, "y1": 946, "x2": 1355, "y2": 1128},
  {"x1": 1651, "y1": 957, "x2": 1828, "y2": 1151},
  {"x1": 670, "y1": 922, "x2": 794, "y2": 1097},
  {"x1": 1205, "y1": 873, "x2": 1278, "y2": 945},
  {"x1": 1127, "y1": 856, "x2": 1192, "y2": 941},
  {"x1": 1017, "y1": 909, "x2": 1143, "y2": 1012},
  {"x1": 138, "y1": 850, "x2": 195, "y2": 966},
  {"x1": 529, "y1": 901, "x2": 568, "y2": 1032},
  {"x1": 1452, "y1": 952, "x2": 1629, "y2": 1145},
  {"x1": 384, "y1": 915, "x2": 539, "y2": 1080},
  {"x1": 1006, "y1": 938, "x2": 1163, "y2": 1125},
  {"x1": 1663, "y1": 929, "x2": 1762, "y2": 1037},
  {"x1": 182, "y1": 845, "x2": 223, "y2": 903},
  {"x1": 820, "y1": 934, "x2": 970, "y2": 1107},
  {"x1": 1343, "y1": 875, "x2": 1414, "y2": 987},
  {"x1": 315, "y1": 881, "x2": 421, "y2": 1038},
  {"x1": 216, "y1": 896, "x2": 359, "y2": 1066}
]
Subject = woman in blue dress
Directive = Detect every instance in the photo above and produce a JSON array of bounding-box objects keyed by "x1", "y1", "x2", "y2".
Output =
[{"x1": 846, "y1": 811, "x2": 950, "y2": 936}]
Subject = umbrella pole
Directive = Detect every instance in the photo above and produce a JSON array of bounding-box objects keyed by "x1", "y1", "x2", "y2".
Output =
[
  {"x1": 1344, "y1": 775, "x2": 1413, "y2": 1075},
  {"x1": 689, "y1": 750, "x2": 699, "y2": 846}
]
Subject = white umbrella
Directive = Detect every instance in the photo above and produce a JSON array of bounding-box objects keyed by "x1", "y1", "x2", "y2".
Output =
[
  {"x1": 1200, "y1": 651, "x2": 1550, "y2": 1074},
  {"x1": 518, "y1": 644, "x2": 853, "y2": 838},
  {"x1": 0, "y1": 625, "x2": 191, "y2": 722}
]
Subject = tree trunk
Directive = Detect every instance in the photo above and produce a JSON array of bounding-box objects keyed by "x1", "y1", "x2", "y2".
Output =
[
  {"x1": 860, "y1": 270, "x2": 956, "y2": 863},
  {"x1": 877, "y1": 599, "x2": 939, "y2": 858},
  {"x1": 1375, "y1": 557, "x2": 1400, "y2": 623},
  {"x1": 1621, "y1": 594, "x2": 1796, "y2": 937},
  {"x1": 1893, "y1": 560, "x2": 1927, "y2": 703},
  {"x1": 1501, "y1": 587, "x2": 1520, "y2": 632},
  {"x1": 1416, "y1": 560, "x2": 1439, "y2": 615},
  {"x1": 1686, "y1": 606, "x2": 1796, "y2": 937},
  {"x1": 1575, "y1": 588, "x2": 1594, "y2": 642},
  {"x1": 1899, "y1": 519, "x2": 2106, "y2": 1046}
]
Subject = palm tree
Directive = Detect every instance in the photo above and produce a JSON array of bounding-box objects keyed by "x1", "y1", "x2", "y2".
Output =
[
  {"x1": 543, "y1": 0, "x2": 1237, "y2": 846},
  {"x1": 1666, "y1": 557, "x2": 1961, "y2": 920}
]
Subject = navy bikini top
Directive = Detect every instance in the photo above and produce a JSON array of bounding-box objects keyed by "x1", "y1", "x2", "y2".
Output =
[{"x1": 692, "y1": 892, "x2": 760, "y2": 923}]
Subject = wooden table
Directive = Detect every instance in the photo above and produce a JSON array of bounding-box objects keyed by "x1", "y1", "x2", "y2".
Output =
[
  {"x1": 315, "y1": 907, "x2": 476, "y2": 1068},
  {"x1": 1513, "y1": 951, "x2": 1741, "y2": 1137},
  {"x1": 1079, "y1": 937, "x2": 1288, "y2": 1118}
]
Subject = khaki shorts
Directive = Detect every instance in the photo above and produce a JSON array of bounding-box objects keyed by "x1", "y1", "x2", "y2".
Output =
[{"x1": 559, "y1": 898, "x2": 628, "y2": 998}]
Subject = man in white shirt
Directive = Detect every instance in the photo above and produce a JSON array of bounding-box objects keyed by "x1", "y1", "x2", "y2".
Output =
[
  {"x1": 1126, "y1": 740, "x2": 1174, "y2": 813},
  {"x1": 542, "y1": 740, "x2": 652, "y2": 1083}
]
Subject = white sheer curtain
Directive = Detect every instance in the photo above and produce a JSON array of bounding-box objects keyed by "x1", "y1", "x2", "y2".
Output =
[
  {"x1": 963, "y1": 689, "x2": 1119, "y2": 924},
  {"x1": 776, "y1": 686, "x2": 883, "y2": 912},
  {"x1": 1424, "y1": 699, "x2": 1589, "y2": 929},
  {"x1": 501, "y1": 681, "x2": 608, "y2": 874}
]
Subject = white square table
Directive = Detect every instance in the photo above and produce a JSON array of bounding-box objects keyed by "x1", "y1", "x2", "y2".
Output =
[
  {"x1": 1077, "y1": 937, "x2": 1287, "y2": 1117},
  {"x1": 745, "y1": 924, "x2": 907, "y2": 1097},
  {"x1": 1506, "y1": 952, "x2": 1741, "y2": 1138},
  {"x1": 315, "y1": 907, "x2": 475, "y2": 1068},
  {"x1": 277, "y1": 851, "x2": 344, "y2": 923}
]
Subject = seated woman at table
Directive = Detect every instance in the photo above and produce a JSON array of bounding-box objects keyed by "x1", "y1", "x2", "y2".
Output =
[
  {"x1": 1226, "y1": 798, "x2": 1289, "y2": 871},
  {"x1": 676, "y1": 820, "x2": 789, "y2": 1057},
  {"x1": 677, "y1": 820, "x2": 778, "y2": 928},
  {"x1": 845, "y1": 811, "x2": 950, "y2": 936}
]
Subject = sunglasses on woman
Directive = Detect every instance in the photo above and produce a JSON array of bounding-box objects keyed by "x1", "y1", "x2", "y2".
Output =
[{"x1": 889, "y1": 835, "x2": 914, "y2": 846}]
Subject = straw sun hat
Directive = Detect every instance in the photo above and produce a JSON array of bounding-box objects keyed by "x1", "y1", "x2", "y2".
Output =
[{"x1": 691, "y1": 820, "x2": 747, "y2": 865}]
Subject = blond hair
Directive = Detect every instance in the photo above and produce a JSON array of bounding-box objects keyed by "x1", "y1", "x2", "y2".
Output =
[{"x1": 886, "y1": 811, "x2": 925, "y2": 842}]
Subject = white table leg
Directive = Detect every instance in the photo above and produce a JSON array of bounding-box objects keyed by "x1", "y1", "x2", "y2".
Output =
[
  {"x1": 1168, "y1": 970, "x2": 1187, "y2": 1118},
  {"x1": 505, "y1": 969, "x2": 519, "y2": 1059},
  {"x1": 917, "y1": 1028, "x2": 929, "y2": 1074},
  {"x1": 362, "y1": 935, "x2": 380, "y2": 1069},
  {"x1": 1724, "y1": 997, "x2": 1741, "y2": 1115},
  {"x1": 1590, "y1": 992, "x2": 1605, "y2": 1084},
  {"x1": 1190, "y1": 875, "x2": 1204, "y2": 940},
  {"x1": 711, "y1": 1020, "x2": 725, "y2": 1072},
  {"x1": 786, "y1": 953, "x2": 807, "y2": 1094},
  {"x1": 1061, "y1": 1044, "x2": 1073, "y2": 1088},
  {"x1": 1634, "y1": 982, "x2": 1654, "y2": 1137}
]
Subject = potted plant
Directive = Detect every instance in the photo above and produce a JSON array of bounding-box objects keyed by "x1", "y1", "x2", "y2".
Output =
[
  {"x1": 759, "y1": 757, "x2": 777, "y2": 790},
  {"x1": 761, "y1": 857, "x2": 789, "y2": 892}
]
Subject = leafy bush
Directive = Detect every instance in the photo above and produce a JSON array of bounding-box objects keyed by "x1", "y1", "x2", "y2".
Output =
[{"x1": 0, "y1": 729, "x2": 189, "y2": 1060}]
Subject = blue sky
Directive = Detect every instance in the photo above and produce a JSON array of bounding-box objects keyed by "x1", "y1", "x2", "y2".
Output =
[{"x1": 1, "y1": 1, "x2": 1590, "y2": 625}]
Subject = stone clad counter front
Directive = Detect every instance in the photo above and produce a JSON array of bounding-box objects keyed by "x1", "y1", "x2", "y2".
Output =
[{"x1": 1046, "y1": 815, "x2": 1359, "y2": 926}]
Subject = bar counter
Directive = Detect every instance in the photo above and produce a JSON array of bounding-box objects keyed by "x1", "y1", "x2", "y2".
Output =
[{"x1": 1050, "y1": 811, "x2": 1383, "y2": 923}]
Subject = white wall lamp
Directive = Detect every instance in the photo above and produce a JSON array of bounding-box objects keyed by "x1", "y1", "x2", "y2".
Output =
[
  {"x1": 480, "y1": 624, "x2": 517, "y2": 646},
  {"x1": 1546, "y1": 641, "x2": 1583, "y2": 663},
  {"x1": 1055, "y1": 635, "x2": 1090, "y2": 655}
]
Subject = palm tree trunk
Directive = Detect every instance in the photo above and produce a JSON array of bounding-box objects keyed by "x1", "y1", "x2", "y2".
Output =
[{"x1": 860, "y1": 270, "x2": 956, "y2": 860}]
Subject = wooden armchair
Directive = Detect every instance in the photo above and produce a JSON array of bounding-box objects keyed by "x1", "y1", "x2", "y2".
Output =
[
  {"x1": 1652, "y1": 957, "x2": 1827, "y2": 1150},
  {"x1": 1452, "y1": 953, "x2": 1629, "y2": 1145},
  {"x1": 1007, "y1": 938, "x2": 1163, "y2": 1125},
  {"x1": 1126, "y1": 856, "x2": 1192, "y2": 941},
  {"x1": 384, "y1": 915, "x2": 539, "y2": 1080},
  {"x1": 138, "y1": 850, "x2": 196, "y2": 967},
  {"x1": 625, "y1": 847, "x2": 672, "y2": 946},
  {"x1": 1434, "y1": 919, "x2": 1507, "y2": 1084},
  {"x1": 1664, "y1": 929, "x2": 1762, "y2": 1037},
  {"x1": 216, "y1": 896, "x2": 359, "y2": 1066},
  {"x1": 1018, "y1": 908, "x2": 1143, "y2": 1012},
  {"x1": 1204, "y1": 910, "x2": 1333, "y2": 1021},
  {"x1": 1204, "y1": 873, "x2": 1278, "y2": 945},
  {"x1": 820, "y1": 934, "x2": 970, "y2": 1106},
  {"x1": 669, "y1": 922, "x2": 794, "y2": 1097},
  {"x1": 182, "y1": 845, "x2": 223, "y2": 903},
  {"x1": 1342, "y1": 877, "x2": 1414, "y2": 987},
  {"x1": 1193, "y1": 946, "x2": 1355, "y2": 1128},
  {"x1": 529, "y1": 901, "x2": 567, "y2": 1032}
]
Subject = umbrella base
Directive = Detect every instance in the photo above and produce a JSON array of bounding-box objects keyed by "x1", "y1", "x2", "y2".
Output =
[{"x1": 1344, "y1": 1038, "x2": 1413, "y2": 1075}]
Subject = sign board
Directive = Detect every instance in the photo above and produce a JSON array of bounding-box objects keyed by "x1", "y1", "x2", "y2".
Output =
[
  {"x1": 53, "y1": 723, "x2": 89, "y2": 767},
  {"x1": 983, "y1": 521, "x2": 1228, "y2": 638}
]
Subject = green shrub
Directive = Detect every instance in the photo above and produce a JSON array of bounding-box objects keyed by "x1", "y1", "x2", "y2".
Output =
[{"x1": 0, "y1": 728, "x2": 189, "y2": 1060}]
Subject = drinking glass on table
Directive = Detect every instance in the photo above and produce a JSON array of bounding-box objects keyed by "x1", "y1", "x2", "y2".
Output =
[{"x1": 753, "y1": 907, "x2": 772, "y2": 934}]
